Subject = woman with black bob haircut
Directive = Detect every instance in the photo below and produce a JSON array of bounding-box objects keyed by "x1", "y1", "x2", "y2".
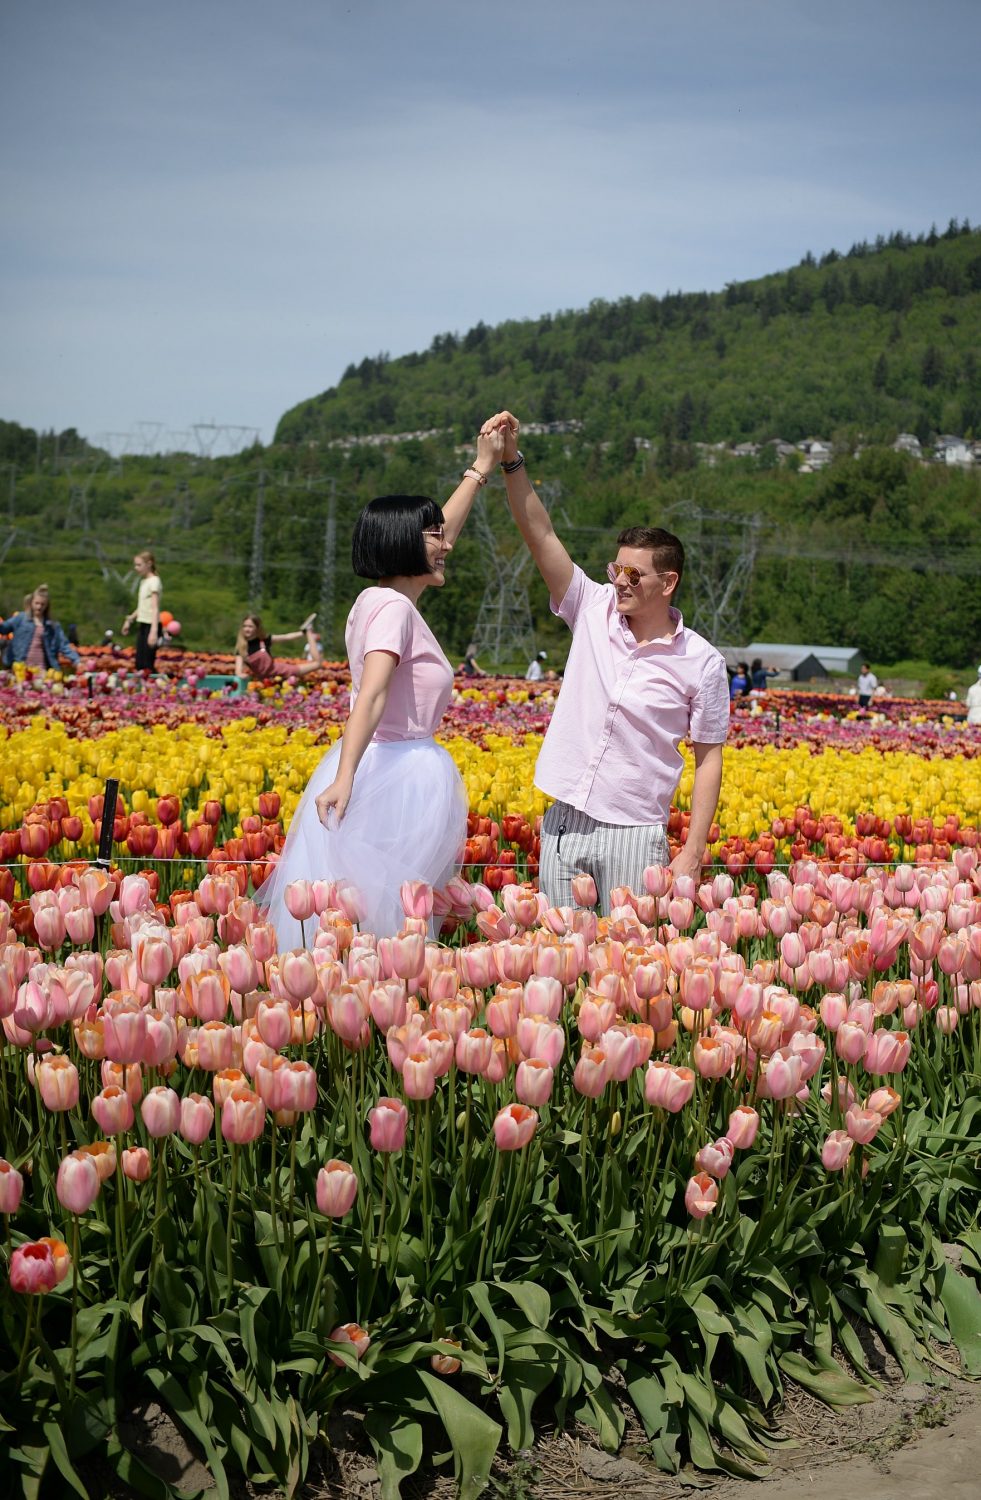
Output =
[
  {"x1": 259, "y1": 427, "x2": 506, "y2": 945},
  {"x1": 352, "y1": 495, "x2": 444, "y2": 580}
]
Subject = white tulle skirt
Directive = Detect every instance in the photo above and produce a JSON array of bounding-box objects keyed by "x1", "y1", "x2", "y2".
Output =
[{"x1": 256, "y1": 736, "x2": 467, "y2": 947}]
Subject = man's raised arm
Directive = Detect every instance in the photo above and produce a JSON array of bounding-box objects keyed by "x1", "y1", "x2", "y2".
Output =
[{"x1": 480, "y1": 411, "x2": 575, "y2": 605}]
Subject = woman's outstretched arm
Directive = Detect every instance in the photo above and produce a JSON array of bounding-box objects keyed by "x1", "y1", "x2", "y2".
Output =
[{"x1": 440, "y1": 426, "x2": 505, "y2": 545}]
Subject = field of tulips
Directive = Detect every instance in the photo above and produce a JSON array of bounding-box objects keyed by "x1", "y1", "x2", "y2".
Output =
[
  {"x1": 3, "y1": 667, "x2": 981, "y2": 1495},
  {"x1": 2, "y1": 855, "x2": 981, "y2": 1497}
]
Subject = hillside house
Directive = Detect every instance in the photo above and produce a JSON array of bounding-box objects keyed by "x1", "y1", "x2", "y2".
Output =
[{"x1": 934, "y1": 435, "x2": 974, "y2": 466}]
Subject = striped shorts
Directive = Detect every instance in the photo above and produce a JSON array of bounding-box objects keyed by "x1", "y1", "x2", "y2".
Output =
[{"x1": 538, "y1": 800, "x2": 670, "y2": 915}]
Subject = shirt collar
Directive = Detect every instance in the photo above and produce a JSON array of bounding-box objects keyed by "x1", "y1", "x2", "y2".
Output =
[{"x1": 616, "y1": 603, "x2": 685, "y2": 647}]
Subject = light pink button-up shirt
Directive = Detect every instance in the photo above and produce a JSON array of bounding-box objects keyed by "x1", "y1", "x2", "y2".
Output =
[{"x1": 534, "y1": 566, "x2": 730, "y2": 826}]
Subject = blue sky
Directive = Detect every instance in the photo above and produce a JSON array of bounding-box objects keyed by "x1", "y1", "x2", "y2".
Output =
[{"x1": 1, "y1": 0, "x2": 979, "y2": 448}]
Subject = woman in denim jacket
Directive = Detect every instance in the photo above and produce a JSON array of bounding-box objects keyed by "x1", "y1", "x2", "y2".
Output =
[{"x1": 0, "y1": 585, "x2": 81, "y2": 671}]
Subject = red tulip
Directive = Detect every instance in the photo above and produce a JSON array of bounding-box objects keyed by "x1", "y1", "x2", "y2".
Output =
[{"x1": 10, "y1": 1241, "x2": 58, "y2": 1294}]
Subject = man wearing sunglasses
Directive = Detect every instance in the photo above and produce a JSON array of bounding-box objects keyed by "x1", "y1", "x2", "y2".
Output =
[{"x1": 479, "y1": 410, "x2": 730, "y2": 913}]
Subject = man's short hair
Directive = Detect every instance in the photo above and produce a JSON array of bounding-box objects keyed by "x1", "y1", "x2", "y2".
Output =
[
  {"x1": 616, "y1": 526, "x2": 685, "y2": 595},
  {"x1": 352, "y1": 495, "x2": 444, "y2": 579}
]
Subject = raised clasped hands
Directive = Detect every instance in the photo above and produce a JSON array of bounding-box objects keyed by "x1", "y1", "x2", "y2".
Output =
[
  {"x1": 479, "y1": 411, "x2": 520, "y2": 463},
  {"x1": 474, "y1": 422, "x2": 507, "y2": 473}
]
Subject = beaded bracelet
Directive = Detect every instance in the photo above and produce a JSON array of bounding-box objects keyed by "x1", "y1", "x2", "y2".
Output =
[{"x1": 462, "y1": 467, "x2": 489, "y2": 486}]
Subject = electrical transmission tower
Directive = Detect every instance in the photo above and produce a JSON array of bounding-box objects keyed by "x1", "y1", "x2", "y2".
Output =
[
  {"x1": 470, "y1": 481, "x2": 561, "y2": 668},
  {"x1": 664, "y1": 503, "x2": 761, "y2": 646},
  {"x1": 249, "y1": 472, "x2": 265, "y2": 608},
  {"x1": 193, "y1": 423, "x2": 261, "y2": 458}
]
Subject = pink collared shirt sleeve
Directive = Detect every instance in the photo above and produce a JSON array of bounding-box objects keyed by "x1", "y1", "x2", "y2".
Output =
[
  {"x1": 689, "y1": 655, "x2": 732, "y2": 743},
  {"x1": 552, "y1": 565, "x2": 608, "y2": 628}
]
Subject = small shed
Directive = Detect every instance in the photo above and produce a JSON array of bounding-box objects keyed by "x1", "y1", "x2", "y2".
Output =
[
  {"x1": 723, "y1": 645, "x2": 826, "y2": 682},
  {"x1": 733, "y1": 642, "x2": 862, "y2": 680}
]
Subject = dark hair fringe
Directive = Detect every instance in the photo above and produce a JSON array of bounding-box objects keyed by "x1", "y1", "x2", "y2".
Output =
[{"x1": 352, "y1": 495, "x2": 444, "y2": 579}]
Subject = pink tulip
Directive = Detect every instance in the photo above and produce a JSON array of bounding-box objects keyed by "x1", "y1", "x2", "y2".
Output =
[
  {"x1": 501, "y1": 885, "x2": 540, "y2": 929},
  {"x1": 571, "y1": 873, "x2": 598, "y2": 908},
  {"x1": 56, "y1": 1151, "x2": 101, "y2": 1214},
  {"x1": 515, "y1": 1058, "x2": 554, "y2": 1106},
  {"x1": 522, "y1": 975, "x2": 564, "y2": 1021},
  {"x1": 219, "y1": 943, "x2": 260, "y2": 996},
  {"x1": 403, "y1": 1052, "x2": 436, "y2": 1100},
  {"x1": 431, "y1": 1340, "x2": 463, "y2": 1376},
  {"x1": 845, "y1": 1105, "x2": 882, "y2": 1144},
  {"x1": 692, "y1": 1035, "x2": 733, "y2": 1080},
  {"x1": 863, "y1": 1028, "x2": 911, "y2": 1075},
  {"x1": 328, "y1": 1322, "x2": 371, "y2": 1364},
  {"x1": 598, "y1": 1026, "x2": 640, "y2": 1082},
  {"x1": 431, "y1": 997, "x2": 469, "y2": 1039},
  {"x1": 0, "y1": 1158, "x2": 24, "y2": 1214},
  {"x1": 281, "y1": 1060, "x2": 318, "y2": 1112},
  {"x1": 493, "y1": 1103, "x2": 538, "y2": 1151},
  {"x1": 866, "y1": 1086, "x2": 901, "y2": 1118},
  {"x1": 399, "y1": 880, "x2": 434, "y2": 920},
  {"x1": 64, "y1": 906, "x2": 96, "y2": 945},
  {"x1": 368, "y1": 1096, "x2": 409, "y2": 1152},
  {"x1": 684, "y1": 1171, "x2": 719, "y2": 1219},
  {"x1": 316, "y1": 1159, "x2": 358, "y2": 1216},
  {"x1": 254, "y1": 998, "x2": 291, "y2": 1050},
  {"x1": 368, "y1": 981, "x2": 407, "y2": 1033},
  {"x1": 141, "y1": 1085, "x2": 181, "y2": 1138},
  {"x1": 725, "y1": 1105, "x2": 760, "y2": 1150},
  {"x1": 122, "y1": 1146, "x2": 152, "y2": 1182},
  {"x1": 574, "y1": 1045, "x2": 609, "y2": 1098},
  {"x1": 78, "y1": 867, "x2": 114, "y2": 916},
  {"x1": 37, "y1": 1055, "x2": 80, "y2": 1112},
  {"x1": 821, "y1": 1130, "x2": 855, "y2": 1171},
  {"x1": 759, "y1": 1051, "x2": 803, "y2": 1100},
  {"x1": 326, "y1": 988, "x2": 369, "y2": 1045},
  {"x1": 91, "y1": 1085, "x2": 135, "y2": 1134},
  {"x1": 486, "y1": 986, "x2": 521, "y2": 1038},
  {"x1": 136, "y1": 936, "x2": 173, "y2": 987},
  {"x1": 34, "y1": 905, "x2": 67, "y2": 951},
  {"x1": 645, "y1": 1062, "x2": 696, "y2": 1112},
  {"x1": 221, "y1": 1086, "x2": 266, "y2": 1144},
  {"x1": 102, "y1": 1058, "x2": 143, "y2": 1104},
  {"x1": 285, "y1": 880, "x2": 317, "y2": 922},
  {"x1": 515, "y1": 1016, "x2": 565, "y2": 1068},
  {"x1": 180, "y1": 1093, "x2": 215, "y2": 1145},
  {"x1": 102, "y1": 1002, "x2": 147, "y2": 1065},
  {"x1": 643, "y1": 865, "x2": 672, "y2": 898},
  {"x1": 10, "y1": 1241, "x2": 58, "y2": 1294},
  {"x1": 281, "y1": 949, "x2": 319, "y2": 1002},
  {"x1": 246, "y1": 922, "x2": 278, "y2": 963},
  {"x1": 456, "y1": 1027, "x2": 493, "y2": 1075},
  {"x1": 834, "y1": 1021, "x2": 868, "y2": 1065},
  {"x1": 389, "y1": 932, "x2": 425, "y2": 981},
  {"x1": 695, "y1": 1137, "x2": 734, "y2": 1180},
  {"x1": 143, "y1": 1009, "x2": 179, "y2": 1068}
]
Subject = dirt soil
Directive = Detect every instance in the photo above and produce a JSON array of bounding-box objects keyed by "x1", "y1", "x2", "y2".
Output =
[{"x1": 104, "y1": 1336, "x2": 980, "y2": 1500}]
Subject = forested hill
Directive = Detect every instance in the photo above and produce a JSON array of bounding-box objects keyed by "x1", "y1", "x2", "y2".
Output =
[{"x1": 276, "y1": 223, "x2": 981, "y2": 447}]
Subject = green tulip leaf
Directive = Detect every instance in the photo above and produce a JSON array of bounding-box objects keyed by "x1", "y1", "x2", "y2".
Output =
[{"x1": 364, "y1": 1411, "x2": 424, "y2": 1498}]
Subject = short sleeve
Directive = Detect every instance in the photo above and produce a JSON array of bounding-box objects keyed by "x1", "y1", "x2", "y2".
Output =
[
  {"x1": 552, "y1": 564, "x2": 609, "y2": 630},
  {"x1": 689, "y1": 654, "x2": 732, "y2": 743},
  {"x1": 362, "y1": 596, "x2": 413, "y2": 660}
]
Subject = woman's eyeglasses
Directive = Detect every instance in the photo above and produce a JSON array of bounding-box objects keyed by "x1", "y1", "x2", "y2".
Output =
[
  {"x1": 423, "y1": 525, "x2": 446, "y2": 542},
  {"x1": 607, "y1": 561, "x2": 642, "y2": 586}
]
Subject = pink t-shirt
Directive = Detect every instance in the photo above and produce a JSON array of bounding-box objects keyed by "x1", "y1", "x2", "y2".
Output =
[
  {"x1": 345, "y1": 587, "x2": 454, "y2": 741},
  {"x1": 534, "y1": 566, "x2": 731, "y2": 826}
]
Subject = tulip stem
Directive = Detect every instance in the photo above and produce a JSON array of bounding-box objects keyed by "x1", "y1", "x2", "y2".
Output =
[
  {"x1": 16, "y1": 1296, "x2": 35, "y2": 1384},
  {"x1": 475, "y1": 1150, "x2": 504, "y2": 1284},
  {"x1": 269, "y1": 1121, "x2": 278, "y2": 1248},
  {"x1": 287, "y1": 1127, "x2": 299, "y2": 1292},
  {"x1": 225, "y1": 1144, "x2": 240, "y2": 1301},
  {"x1": 308, "y1": 1218, "x2": 332, "y2": 1334},
  {"x1": 147, "y1": 1138, "x2": 167, "y2": 1304},
  {"x1": 579, "y1": 1096, "x2": 592, "y2": 1222},
  {"x1": 69, "y1": 1214, "x2": 80, "y2": 1399}
]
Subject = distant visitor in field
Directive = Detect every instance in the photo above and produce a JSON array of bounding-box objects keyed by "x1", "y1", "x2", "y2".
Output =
[
  {"x1": 480, "y1": 410, "x2": 729, "y2": 913},
  {"x1": 121, "y1": 551, "x2": 162, "y2": 672},
  {"x1": 257, "y1": 424, "x2": 507, "y2": 944},
  {"x1": 0, "y1": 583, "x2": 80, "y2": 672},
  {"x1": 460, "y1": 641, "x2": 484, "y2": 676},
  {"x1": 234, "y1": 613, "x2": 321, "y2": 682},
  {"x1": 729, "y1": 661, "x2": 751, "y2": 699},
  {"x1": 750, "y1": 658, "x2": 778, "y2": 691},
  {"x1": 966, "y1": 666, "x2": 981, "y2": 725},
  {"x1": 856, "y1": 661, "x2": 878, "y2": 709},
  {"x1": 526, "y1": 650, "x2": 547, "y2": 681}
]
